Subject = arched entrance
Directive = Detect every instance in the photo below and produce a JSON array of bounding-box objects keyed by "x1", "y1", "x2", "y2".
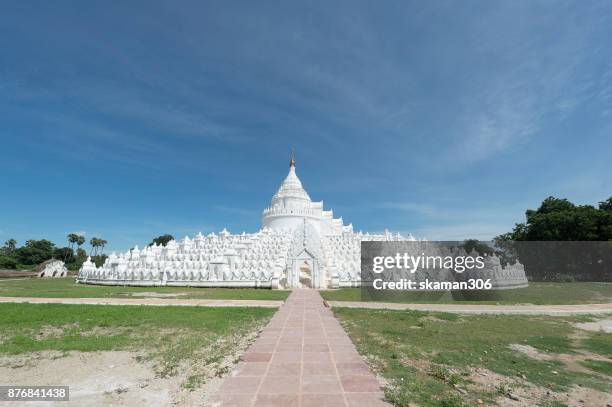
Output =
[
  {"x1": 288, "y1": 250, "x2": 321, "y2": 288},
  {"x1": 299, "y1": 259, "x2": 312, "y2": 288}
]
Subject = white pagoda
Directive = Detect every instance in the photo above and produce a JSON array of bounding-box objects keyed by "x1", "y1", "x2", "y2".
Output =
[
  {"x1": 77, "y1": 154, "x2": 413, "y2": 289},
  {"x1": 77, "y1": 154, "x2": 528, "y2": 290}
]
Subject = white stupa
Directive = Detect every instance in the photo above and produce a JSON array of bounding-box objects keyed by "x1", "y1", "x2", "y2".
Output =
[
  {"x1": 78, "y1": 153, "x2": 413, "y2": 289},
  {"x1": 77, "y1": 153, "x2": 528, "y2": 289},
  {"x1": 262, "y1": 153, "x2": 348, "y2": 235}
]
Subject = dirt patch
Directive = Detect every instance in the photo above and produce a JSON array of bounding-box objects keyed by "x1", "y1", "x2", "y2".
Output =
[
  {"x1": 574, "y1": 318, "x2": 612, "y2": 333},
  {"x1": 467, "y1": 367, "x2": 612, "y2": 407},
  {"x1": 390, "y1": 352, "x2": 612, "y2": 407},
  {"x1": 128, "y1": 292, "x2": 189, "y2": 298},
  {"x1": 508, "y1": 344, "x2": 554, "y2": 361},
  {"x1": 33, "y1": 323, "x2": 80, "y2": 340},
  {"x1": 0, "y1": 351, "x2": 176, "y2": 406},
  {"x1": 81, "y1": 326, "x2": 128, "y2": 337},
  {"x1": 419, "y1": 315, "x2": 450, "y2": 323},
  {"x1": 400, "y1": 357, "x2": 431, "y2": 372},
  {"x1": 570, "y1": 328, "x2": 591, "y2": 344},
  {"x1": 0, "y1": 272, "x2": 36, "y2": 278},
  {"x1": 0, "y1": 327, "x2": 262, "y2": 406},
  {"x1": 29, "y1": 324, "x2": 128, "y2": 340},
  {"x1": 562, "y1": 385, "x2": 612, "y2": 407},
  {"x1": 508, "y1": 343, "x2": 612, "y2": 375},
  {"x1": 0, "y1": 350, "x2": 67, "y2": 369}
]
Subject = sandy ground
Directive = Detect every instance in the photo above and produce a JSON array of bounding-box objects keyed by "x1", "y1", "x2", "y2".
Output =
[
  {"x1": 468, "y1": 366, "x2": 612, "y2": 407},
  {"x1": 127, "y1": 292, "x2": 189, "y2": 298},
  {"x1": 0, "y1": 351, "x2": 177, "y2": 406},
  {"x1": 574, "y1": 318, "x2": 612, "y2": 333},
  {"x1": 487, "y1": 329, "x2": 612, "y2": 406},
  {"x1": 0, "y1": 330, "x2": 260, "y2": 407},
  {"x1": 398, "y1": 355, "x2": 612, "y2": 407},
  {"x1": 0, "y1": 296, "x2": 283, "y2": 308},
  {"x1": 328, "y1": 301, "x2": 612, "y2": 315}
]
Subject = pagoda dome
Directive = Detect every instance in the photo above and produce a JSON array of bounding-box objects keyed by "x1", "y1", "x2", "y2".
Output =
[
  {"x1": 262, "y1": 152, "x2": 344, "y2": 235},
  {"x1": 270, "y1": 160, "x2": 311, "y2": 206}
]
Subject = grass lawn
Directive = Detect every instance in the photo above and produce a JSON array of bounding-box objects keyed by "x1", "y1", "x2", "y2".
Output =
[
  {"x1": 335, "y1": 308, "x2": 612, "y2": 407},
  {"x1": 0, "y1": 303, "x2": 275, "y2": 381},
  {"x1": 0, "y1": 277, "x2": 289, "y2": 301},
  {"x1": 321, "y1": 282, "x2": 612, "y2": 305}
]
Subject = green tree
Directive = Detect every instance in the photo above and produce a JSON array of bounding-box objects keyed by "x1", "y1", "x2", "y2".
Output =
[
  {"x1": 494, "y1": 196, "x2": 612, "y2": 281},
  {"x1": 149, "y1": 234, "x2": 174, "y2": 246},
  {"x1": 15, "y1": 240, "x2": 56, "y2": 265},
  {"x1": 65, "y1": 233, "x2": 80, "y2": 262},
  {"x1": 599, "y1": 197, "x2": 612, "y2": 211},
  {"x1": 89, "y1": 237, "x2": 100, "y2": 256},
  {"x1": 76, "y1": 248, "x2": 87, "y2": 259},
  {"x1": 98, "y1": 239, "x2": 108, "y2": 255},
  {"x1": 76, "y1": 235, "x2": 85, "y2": 252},
  {"x1": 93, "y1": 254, "x2": 108, "y2": 267},
  {"x1": 55, "y1": 247, "x2": 74, "y2": 263},
  {"x1": 460, "y1": 239, "x2": 494, "y2": 256},
  {"x1": 500, "y1": 196, "x2": 611, "y2": 242},
  {"x1": 2, "y1": 239, "x2": 17, "y2": 254},
  {"x1": 0, "y1": 256, "x2": 17, "y2": 269}
]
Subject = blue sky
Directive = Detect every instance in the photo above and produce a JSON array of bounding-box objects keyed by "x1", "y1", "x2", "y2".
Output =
[{"x1": 1, "y1": 1, "x2": 611, "y2": 252}]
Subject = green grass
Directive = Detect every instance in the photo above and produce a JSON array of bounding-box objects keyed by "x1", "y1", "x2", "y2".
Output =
[
  {"x1": 580, "y1": 359, "x2": 612, "y2": 376},
  {"x1": 321, "y1": 282, "x2": 612, "y2": 305},
  {"x1": 333, "y1": 308, "x2": 612, "y2": 407},
  {"x1": 0, "y1": 302, "x2": 274, "y2": 379},
  {"x1": 582, "y1": 332, "x2": 612, "y2": 357},
  {"x1": 0, "y1": 277, "x2": 289, "y2": 300}
]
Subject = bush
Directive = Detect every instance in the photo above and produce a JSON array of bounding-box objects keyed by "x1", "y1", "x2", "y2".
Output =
[{"x1": 0, "y1": 256, "x2": 18, "y2": 269}]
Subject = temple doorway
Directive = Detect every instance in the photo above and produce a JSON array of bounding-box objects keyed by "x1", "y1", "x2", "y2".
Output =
[{"x1": 299, "y1": 260, "x2": 312, "y2": 288}]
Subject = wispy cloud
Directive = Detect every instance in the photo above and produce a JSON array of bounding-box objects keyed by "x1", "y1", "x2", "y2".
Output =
[
  {"x1": 442, "y1": 3, "x2": 606, "y2": 163},
  {"x1": 1, "y1": 1, "x2": 611, "y2": 252},
  {"x1": 72, "y1": 85, "x2": 248, "y2": 142}
]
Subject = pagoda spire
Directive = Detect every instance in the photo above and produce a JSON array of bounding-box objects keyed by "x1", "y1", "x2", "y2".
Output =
[{"x1": 289, "y1": 148, "x2": 296, "y2": 168}]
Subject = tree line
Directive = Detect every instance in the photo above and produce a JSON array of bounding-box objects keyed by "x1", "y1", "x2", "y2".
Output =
[
  {"x1": 0, "y1": 234, "x2": 108, "y2": 271},
  {"x1": 493, "y1": 196, "x2": 612, "y2": 282},
  {"x1": 0, "y1": 233, "x2": 174, "y2": 272}
]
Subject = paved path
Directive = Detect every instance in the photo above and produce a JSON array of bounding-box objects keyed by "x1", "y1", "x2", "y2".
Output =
[
  {"x1": 0, "y1": 296, "x2": 283, "y2": 308},
  {"x1": 328, "y1": 301, "x2": 612, "y2": 315},
  {"x1": 213, "y1": 290, "x2": 389, "y2": 407}
]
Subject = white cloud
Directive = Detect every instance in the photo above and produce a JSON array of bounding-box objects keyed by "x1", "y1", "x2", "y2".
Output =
[{"x1": 444, "y1": 4, "x2": 606, "y2": 163}]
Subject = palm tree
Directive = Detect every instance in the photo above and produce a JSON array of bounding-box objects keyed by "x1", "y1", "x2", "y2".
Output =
[
  {"x1": 76, "y1": 235, "x2": 85, "y2": 252},
  {"x1": 3, "y1": 239, "x2": 17, "y2": 253},
  {"x1": 89, "y1": 237, "x2": 100, "y2": 256},
  {"x1": 65, "y1": 233, "x2": 79, "y2": 262},
  {"x1": 98, "y1": 239, "x2": 108, "y2": 256}
]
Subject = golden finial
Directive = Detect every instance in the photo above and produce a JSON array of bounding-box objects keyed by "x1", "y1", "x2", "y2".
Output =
[{"x1": 289, "y1": 148, "x2": 295, "y2": 168}]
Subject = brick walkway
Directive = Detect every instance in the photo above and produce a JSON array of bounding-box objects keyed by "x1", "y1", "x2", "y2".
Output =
[{"x1": 212, "y1": 290, "x2": 389, "y2": 406}]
